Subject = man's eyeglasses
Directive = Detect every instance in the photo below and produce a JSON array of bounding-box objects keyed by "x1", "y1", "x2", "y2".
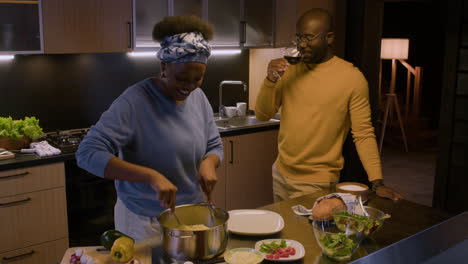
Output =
[{"x1": 295, "y1": 32, "x2": 324, "y2": 43}]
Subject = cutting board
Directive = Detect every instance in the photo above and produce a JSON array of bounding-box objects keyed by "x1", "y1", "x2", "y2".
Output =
[
  {"x1": 60, "y1": 245, "x2": 151, "y2": 264},
  {"x1": 0, "y1": 148, "x2": 15, "y2": 160}
]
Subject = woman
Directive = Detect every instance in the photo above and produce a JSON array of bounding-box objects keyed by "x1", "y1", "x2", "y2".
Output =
[{"x1": 76, "y1": 15, "x2": 223, "y2": 241}]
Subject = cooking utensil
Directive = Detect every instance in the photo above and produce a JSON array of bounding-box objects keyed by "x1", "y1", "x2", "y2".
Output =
[
  {"x1": 358, "y1": 195, "x2": 369, "y2": 217},
  {"x1": 158, "y1": 203, "x2": 229, "y2": 261},
  {"x1": 291, "y1": 204, "x2": 313, "y2": 216},
  {"x1": 172, "y1": 209, "x2": 183, "y2": 227}
]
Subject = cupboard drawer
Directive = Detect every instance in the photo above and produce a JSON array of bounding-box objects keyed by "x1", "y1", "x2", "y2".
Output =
[
  {"x1": 0, "y1": 188, "x2": 68, "y2": 253},
  {"x1": 0, "y1": 238, "x2": 68, "y2": 264},
  {"x1": 0, "y1": 163, "x2": 65, "y2": 198}
]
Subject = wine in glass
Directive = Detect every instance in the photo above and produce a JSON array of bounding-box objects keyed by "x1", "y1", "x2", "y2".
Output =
[{"x1": 283, "y1": 41, "x2": 302, "y2": 65}]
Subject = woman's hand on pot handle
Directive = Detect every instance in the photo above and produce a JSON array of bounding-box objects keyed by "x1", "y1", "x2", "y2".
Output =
[
  {"x1": 148, "y1": 171, "x2": 178, "y2": 210},
  {"x1": 199, "y1": 154, "x2": 220, "y2": 203}
]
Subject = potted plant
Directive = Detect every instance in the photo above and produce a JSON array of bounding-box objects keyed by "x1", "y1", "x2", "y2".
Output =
[{"x1": 0, "y1": 116, "x2": 44, "y2": 150}]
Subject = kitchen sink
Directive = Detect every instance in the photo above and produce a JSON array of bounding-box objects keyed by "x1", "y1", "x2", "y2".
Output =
[{"x1": 215, "y1": 115, "x2": 280, "y2": 130}]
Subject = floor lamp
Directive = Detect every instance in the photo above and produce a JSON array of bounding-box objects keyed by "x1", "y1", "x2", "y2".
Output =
[{"x1": 379, "y1": 38, "x2": 409, "y2": 153}]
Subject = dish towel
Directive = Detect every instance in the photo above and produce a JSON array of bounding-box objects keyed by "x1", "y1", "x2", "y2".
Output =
[{"x1": 25, "y1": 141, "x2": 62, "y2": 157}]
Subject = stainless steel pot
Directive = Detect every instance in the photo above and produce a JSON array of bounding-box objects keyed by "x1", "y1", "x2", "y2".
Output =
[{"x1": 158, "y1": 203, "x2": 229, "y2": 260}]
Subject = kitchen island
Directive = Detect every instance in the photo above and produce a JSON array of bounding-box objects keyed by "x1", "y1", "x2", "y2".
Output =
[{"x1": 148, "y1": 190, "x2": 454, "y2": 263}]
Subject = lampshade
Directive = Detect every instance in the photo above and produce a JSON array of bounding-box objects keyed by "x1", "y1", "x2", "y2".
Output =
[{"x1": 381, "y1": 38, "x2": 409, "y2": 59}]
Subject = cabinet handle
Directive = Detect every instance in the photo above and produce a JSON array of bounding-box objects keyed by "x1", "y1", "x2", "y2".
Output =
[
  {"x1": 2, "y1": 250, "x2": 35, "y2": 261},
  {"x1": 0, "y1": 197, "x2": 31, "y2": 208},
  {"x1": 0, "y1": 171, "x2": 29, "y2": 180},
  {"x1": 127, "y1": 21, "x2": 133, "y2": 49},
  {"x1": 240, "y1": 21, "x2": 246, "y2": 45},
  {"x1": 229, "y1": 140, "x2": 234, "y2": 164}
]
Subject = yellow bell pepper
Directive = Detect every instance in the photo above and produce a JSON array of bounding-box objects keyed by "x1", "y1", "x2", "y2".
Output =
[{"x1": 110, "y1": 236, "x2": 135, "y2": 262}]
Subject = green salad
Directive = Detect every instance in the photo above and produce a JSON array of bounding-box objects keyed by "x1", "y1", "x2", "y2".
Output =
[
  {"x1": 0, "y1": 116, "x2": 43, "y2": 140},
  {"x1": 259, "y1": 239, "x2": 287, "y2": 254},
  {"x1": 319, "y1": 233, "x2": 356, "y2": 260},
  {"x1": 334, "y1": 211, "x2": 381, "y2": 235}
]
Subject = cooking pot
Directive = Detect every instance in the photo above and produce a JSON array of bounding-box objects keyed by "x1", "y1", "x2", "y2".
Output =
[{"x1": 158, "y1": 203, "x2": 229, "y2": 260}]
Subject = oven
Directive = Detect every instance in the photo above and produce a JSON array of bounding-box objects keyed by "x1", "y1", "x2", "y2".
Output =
[{"x1": 46, "y1": 129, "x2": 117, "y2": 246}]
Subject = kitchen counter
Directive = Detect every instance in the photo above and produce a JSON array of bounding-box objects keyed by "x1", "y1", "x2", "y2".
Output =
[
  {"x1": 0, "y1": 121, "x2": 279, "y2": 171},
  {"x1": 146, "y1": 190, "x2": 453, "y2": 263},
  {"x1": 0, "y1": 151, "x2": 75, "y2": 171},
  {"x1": 221, "y1": 190, "x2": 453, "y2": 263}
]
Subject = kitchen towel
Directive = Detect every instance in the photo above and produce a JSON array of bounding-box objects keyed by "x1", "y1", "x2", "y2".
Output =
[{"x1": 28, "y1": 141, "x2": 61, "y2": 157}]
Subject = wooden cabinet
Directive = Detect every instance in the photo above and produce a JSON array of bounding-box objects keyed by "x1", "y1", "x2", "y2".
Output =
[
  {"x1": 42, "y1": 0, "x2": 133, "y2": 54},
  {"x1": 0, "y1": 238, "x2": 68, "y2": 264},
  {"x1": 212, "y1": 129, "x2": 278, "y2": 210},
  {"x1": 0, "y1": 1, "x2": 42, "y2": 54},
  {"x1": 0, "y1": 163, "x2": 68, "y2": 263}
]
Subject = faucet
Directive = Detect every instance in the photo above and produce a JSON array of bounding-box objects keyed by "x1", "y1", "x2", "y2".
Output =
[{"x1": 218, "y1": 80, "x2": 247, "y2": 118}]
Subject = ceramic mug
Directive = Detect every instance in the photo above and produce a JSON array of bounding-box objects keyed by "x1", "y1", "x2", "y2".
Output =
[
  {"x1": 236, "y1": 102, "x2": 247, "y2": 116},
  {"x1": 224, "y1": 106, "x2": 238, "y2": 118}
]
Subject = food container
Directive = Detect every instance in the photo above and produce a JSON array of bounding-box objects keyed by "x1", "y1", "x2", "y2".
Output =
[
  {"x1": 224, "y1": 248, "x2": 264, "y2": 264},
  {"x1": 0, "y1": 136, "x2": 31, "y2": 150},
  {"x1": 312, "y1": 218, "x2": 364, "y2": 261},
  {"x1": 158, "y1": 203, "x2": 229, "y2": 261},
  {"x1": 333, "y1": 205, "x2": 390, "y2": 237},
  {"x1": 336, "y1": 182, "x2": 369, "y2": 202}
]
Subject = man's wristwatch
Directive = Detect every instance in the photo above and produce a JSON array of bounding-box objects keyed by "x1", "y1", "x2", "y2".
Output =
[{"x1": 371, "y1": 181, "x2": 385, "y2": 192}]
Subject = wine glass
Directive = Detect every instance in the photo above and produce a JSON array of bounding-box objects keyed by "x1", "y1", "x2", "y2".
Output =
[{"x1": 283, "y1": 41, "x2": 302, "y2": 65}]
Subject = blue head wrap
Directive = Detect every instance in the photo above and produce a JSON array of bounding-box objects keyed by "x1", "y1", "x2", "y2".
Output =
[{"x1": 157, "y1": 32, "x2": 211, "y2": 64}]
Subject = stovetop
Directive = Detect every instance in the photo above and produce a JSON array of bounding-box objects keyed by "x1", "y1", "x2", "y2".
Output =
[{"x1": 44, "y1": 128, "x2": 89, "y2": 153}]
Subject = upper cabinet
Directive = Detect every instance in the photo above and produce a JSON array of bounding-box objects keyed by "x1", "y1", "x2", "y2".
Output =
[
  {"x1": 134, "y1": 0, "x2": 167, "y2": 48},
  {"x1": 0, "y1": 1, "x2": 42, "y2": 54},
  {"x1": 42, "y1": 0, "x2": 133, "y2": 54},
  {"x1": 242, "y1": 0, "x2": 273, "y2": 48},
  {"x1": 134, "y1": 0, "x2": 295, "y2": 49},
  {"x1": 208, "y1": 0, "x2": 240, "y2": 47}
]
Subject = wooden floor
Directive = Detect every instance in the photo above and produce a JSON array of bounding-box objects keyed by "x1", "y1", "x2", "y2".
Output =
[{"x1": 380, "y1": 133, "x2": 437, "y2": 207}]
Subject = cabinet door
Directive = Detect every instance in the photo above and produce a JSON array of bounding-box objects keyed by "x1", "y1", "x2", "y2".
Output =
[
  {"x1": 243, "y1": 0, "x2": 273, "y2": 47},
  {"x1": 0, "y1": 238, "x2": 68, "y2": 264},
  {"x1": 0, "y1": 188, "x2": 68, "y2": 253},
  {"x1": 172, "y1": 0, "x2": 204, "y2": 18},
  {"x1": 42, "y1": 0, "x2": 133, "y2": 54},
  {"x1": 208, "y1": 0, "x2": 241, "y2": 47},
  {"x1": 0, "y1": 163, "x2": 65, "y2": 198},
  {"x1": 134, "y1": 0, "x2": 168, "y2": 48},
  {"x1": 226, "y1": 130, "x2": 278, "y2": 210},
  {"x1": 0, "y1": 1, "x2": 41, "y2": 53}
]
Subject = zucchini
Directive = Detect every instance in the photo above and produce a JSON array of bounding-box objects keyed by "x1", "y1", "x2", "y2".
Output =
[{"x1": 100, "y1": 230, "x2": 133, "y2": 250}]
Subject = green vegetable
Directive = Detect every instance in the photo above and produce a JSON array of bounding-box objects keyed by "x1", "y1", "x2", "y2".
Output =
[
  {"x1": 334, "y1": 211, "x2": 381, "y2": 235},
  {"x1": 319, "y1": 233, "x2": 356, "y2": 259},
  {"x1": 0, "y1": 116, "x2": 43, "y2": 140},
  {"x1": 101, "y1": 229, "x2": 134, "y2": 250},
  {"x1": 259, "y1": 239, "x2": 287, "y2": 253}
]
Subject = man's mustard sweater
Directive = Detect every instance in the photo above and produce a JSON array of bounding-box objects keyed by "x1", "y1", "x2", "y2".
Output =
[{"x1": 255, "y1": 56, "x2": 383, "y2": 183}]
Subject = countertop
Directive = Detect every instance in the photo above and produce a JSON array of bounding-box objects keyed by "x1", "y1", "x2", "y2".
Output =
[
  {"x1": 0, "y1": 121, "x2": 279, "y2": 171},
  {"x1": 224, "y1": 191, "x2": 450, "y2": 264},
  {"x1": 146, "y1": 190, "x2": 453, "y2": 263}
]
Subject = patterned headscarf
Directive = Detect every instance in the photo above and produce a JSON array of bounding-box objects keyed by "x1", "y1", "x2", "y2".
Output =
[{"x1": 157, "y1": 32, "x2": 211, "y2": 64}]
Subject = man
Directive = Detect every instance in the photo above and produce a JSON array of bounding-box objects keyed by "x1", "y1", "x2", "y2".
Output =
[{"x1": 255, "y1": 8, "x2": 402, "y2": 201}]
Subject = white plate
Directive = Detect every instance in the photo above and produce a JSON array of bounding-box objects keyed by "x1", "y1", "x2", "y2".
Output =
[
  {"x1": 227, "y1": 210, "x2": 284, "y2": 235},
  {"x1": 254, "y1": 239, "x2": 305, "y2": 262}
]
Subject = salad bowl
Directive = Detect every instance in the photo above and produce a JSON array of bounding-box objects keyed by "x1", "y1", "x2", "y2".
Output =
[
  {"x1": 312, "y1": 217, "x2": 365, "y2": 262},
  {"x1": 333, "y1": 206, "x2": 390, "y2": 237}
]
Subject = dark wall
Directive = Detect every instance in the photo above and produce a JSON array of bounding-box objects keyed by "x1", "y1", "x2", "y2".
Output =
[
  {"x1": 434, "y1": 0, "x2": 468, "y2": 214},
  {"x1": 382, "y1": 0, "x2": 445, "y2": 129},
  {"x1": 0, "y1": 51, "x2": 249, "y2": 131},
  {"x1": 340, "y1": 0, "x2": 384, "y2": 185}
]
